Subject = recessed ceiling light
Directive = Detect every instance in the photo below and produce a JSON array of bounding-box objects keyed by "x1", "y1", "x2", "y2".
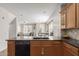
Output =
[
  {"x1": 2, "y1": 16, "x2": 5, "y2": 19},
  {"x1": 43, "y1": 11, "x2": 46, "y2": 14},
  {"x1": 20, "y1": 14, "x2": 23, "y2": 16}
]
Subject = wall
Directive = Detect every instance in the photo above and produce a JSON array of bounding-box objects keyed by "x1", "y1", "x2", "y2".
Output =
[
  {"x1": 9, "y1": 18, "x2": 17, "y2": 39},
  {"x1": 48, "y1": 4, "x2": 61, "y2": 40},
  {"x1": 0, "y1": 49, "x2": 7, "y2": 56},
  {"x1": 0, "y1": 7, "x2": 16, "y2": 52},
  {"x1": 48, "y1": 20, "x2": 53, "y2": 35}
]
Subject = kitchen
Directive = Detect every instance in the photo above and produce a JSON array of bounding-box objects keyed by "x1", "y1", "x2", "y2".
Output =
[{"x1": 0, "y1": 3, "x2": 79, "y2": 56}]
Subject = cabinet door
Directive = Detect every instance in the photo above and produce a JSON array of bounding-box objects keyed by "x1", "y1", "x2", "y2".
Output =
[
  {"x1": 67, "y1": 4, "x2": 76, "y2": 28},
  {"x1": 63, "y1": 45, "x2": 76, "y2": 56},
  {"x1": 44, "y1": 45, "x2": 62, "y2": 56},
  {"x1": 61, "y1": 10, "x2": 67, "y2": 29},
  {"x1": 30, "y1": 41, "x2": 41, "y2": 56},
  {"x1": 77, "y1": 3, "x2": 79, "y2": 28},
  {"x1": 63, "y1": 42, "x2": 78, "y2": 56},
  {"x1": 63, "y1": 48, "x2": 74, "y2": 56},
  {"x1": 30, "y1": 46, "x2": 42, "y2": 56},
  {"x1": 8, "y1": 41, "x2": 15, "y2": 56}
]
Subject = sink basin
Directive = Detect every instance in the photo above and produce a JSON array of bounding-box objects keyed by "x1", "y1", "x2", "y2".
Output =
[{"x1": 33, "y1": 36, "x2": 49, "y2": 39}]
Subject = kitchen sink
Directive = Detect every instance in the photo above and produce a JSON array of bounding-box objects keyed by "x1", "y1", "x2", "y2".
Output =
[{"x1": 33, "y1": 36, "x2": 49, "y2": 39}]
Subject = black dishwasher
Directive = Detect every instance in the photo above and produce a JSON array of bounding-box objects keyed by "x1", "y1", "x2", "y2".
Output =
[{"x1": 15, "y1": 40, "x2": 30, "y2": 56}]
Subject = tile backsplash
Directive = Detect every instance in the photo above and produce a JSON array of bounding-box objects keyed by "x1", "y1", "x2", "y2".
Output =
[{"x1": 67, "y1": 29, "x2": 79, "y2": 40}]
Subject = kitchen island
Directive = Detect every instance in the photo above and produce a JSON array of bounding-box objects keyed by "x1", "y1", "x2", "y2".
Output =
[
  {"x1": 7, "y1": 39, "x2": 62, "y2": 56},
  {"x1": 7, "y1": 37, "x2": 79, "y2": 56}
]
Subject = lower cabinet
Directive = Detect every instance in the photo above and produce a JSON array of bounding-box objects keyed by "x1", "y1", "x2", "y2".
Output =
[
  {"x1": 8, "y1": 40, "x2": 15, "y2": 56},
  {"x1": 30, "y1": 46, "x2": 42, "y2": 56},
  {"x1": 63, "y1": 42, "x2": 79, "y2": 56},
  {"x1": 44, "y1": 45, "x2": 62, "y2": 56},
  {"x1": 7, "y1": 40, "x2": 79, "y2": 56},
  {"x1": 30, "y1": 40, "x2": 62, "y2": 56}
]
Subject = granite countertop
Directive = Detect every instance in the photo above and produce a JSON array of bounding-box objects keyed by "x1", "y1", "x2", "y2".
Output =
[
  {"x1": 6, "y1": 39, "x2": 61, "y2": 41},
  {"x1": 6, "y1": 36, "x2": 61, "y2": 41},
  {"x1": 63, "y1": 37, "x2": 79, "y2": 48}
]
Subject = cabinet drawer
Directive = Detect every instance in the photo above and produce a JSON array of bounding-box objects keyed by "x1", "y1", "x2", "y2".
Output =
[
  {"x1": 8, "y1": 41, "x2": 15, "y2": 44},
  {"x1": 41, "y1": 41, "x2": 52, "y2": 46},
  {"x1": 51, "y1": 41, "x2": 62, "y2": 44},
  {"x1": 30, "y1": 40, "x2": 62, "y2": 46},
  {"x1": 42, "y1": 40, "x2": 61, "y2": 46},
  {"x1": 30, "y1": 40, "x2": 41, "y2": 46}
]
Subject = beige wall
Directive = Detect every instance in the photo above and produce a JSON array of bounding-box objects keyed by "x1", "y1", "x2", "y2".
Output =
[
  {"x1": 0, "y1": 7, "x2": 16, "y2": 52},
  {"x1": 9, "y1": 18, "x2": 17, "y2": 39},
  {"x1": 0, "y1": 49, "x2": 7, "y2": 56}
]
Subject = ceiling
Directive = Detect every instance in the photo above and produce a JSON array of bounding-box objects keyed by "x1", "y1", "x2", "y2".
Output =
[{"x1": 0, "y1": 3, "x2": 60, "y2": 23}]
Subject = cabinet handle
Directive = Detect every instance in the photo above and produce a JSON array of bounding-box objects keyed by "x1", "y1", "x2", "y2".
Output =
[{"x1": 41, "y1": 48, "x2": 44, "y2": 55}]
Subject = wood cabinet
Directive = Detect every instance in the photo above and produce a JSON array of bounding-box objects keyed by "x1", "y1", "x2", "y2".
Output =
[
  {"x1": 7, "y1": 40, "x2": 62, "y2": 56},
  {"x1": 66, "y1": 4, "x2": 76, "y2": 28},
  {"x1": 30, "y1": 40, "x2": 41, "y2": 56},
  {"x1": 60, "y1": 3, "x2": 79, "y2": 29},
  {"x1": 44, "y1": 45, "x2": 62, "y2": 56},
  {"x1": 41, "y1": 40, "x2": 62, "y2": 56},
  {"x1": 7, "y1": 40, "x2": 79, "y2": 56},
  {"x1": 30, "y1": 46, "x2": 42, "y2": 56},
  {"x1": 7, "y1": 40, "x2": 15, "y2": 56},
  {"x1": 30, "y1": 40, "x2": 62, "y2": 56},
  {"x1": 77, "y1": 3, "x2": 79, "y2": 28},
  {"x1": 63, "y1": 42, "x2": 79, "y2": 56}
]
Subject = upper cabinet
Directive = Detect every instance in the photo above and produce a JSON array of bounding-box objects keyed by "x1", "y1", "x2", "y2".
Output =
[
  {"x1": 60, "y1": 3, "x2": 79, "y2": 29},
  {"x1": 77, "y1": 3, "x2": 79, "y2": 28},
  {"x1": 66, "y1": 4, "x2": 76, "y2": 28}
]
